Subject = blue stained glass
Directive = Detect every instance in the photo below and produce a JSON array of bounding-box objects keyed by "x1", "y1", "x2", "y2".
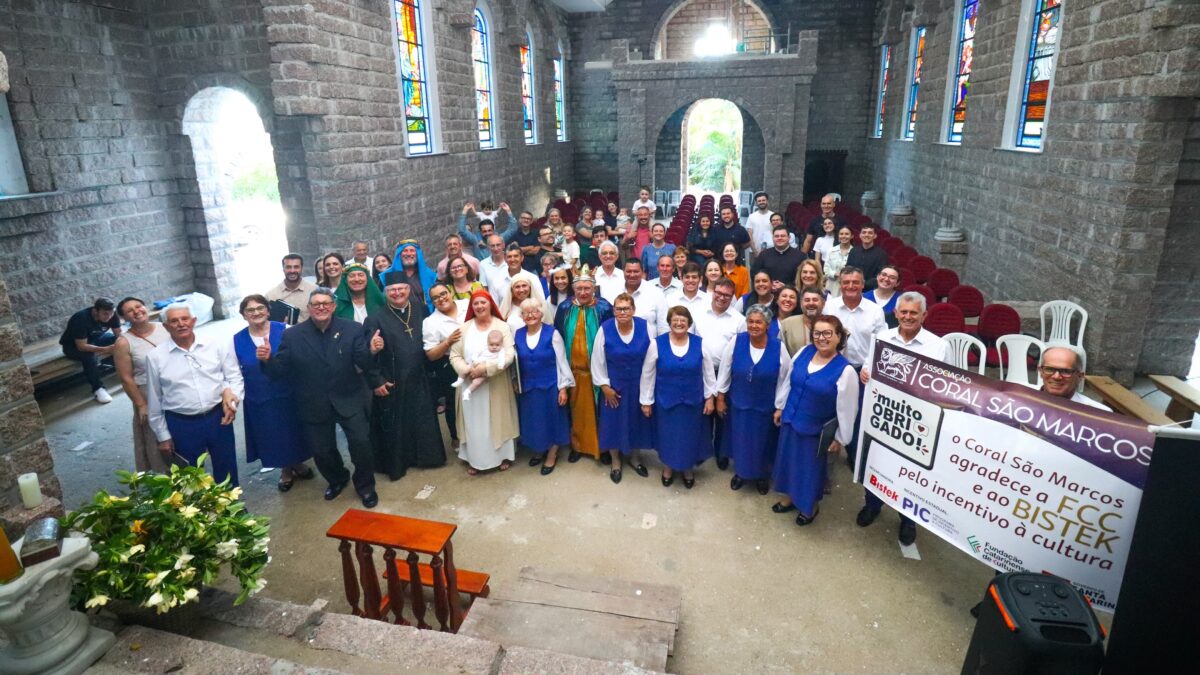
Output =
[
  {"x1": 1016, "y1": 0, "x2": 1061, "y2": 149},
  {"x1": 946, "y1": 0, "x2": 979, "y2": 143},
  {"x1": 521, "y1": 35, "x2": 536, "y2": 144},
  {"x1": 872, "y1": 44, "x2": 891, "y2": 138},
  {"x1": 394, "y1": 0, "x2": 433, "y2": 155},
  {"x1": 903, "y1": 27, "x2": 926, "y2": 140},
  {"x1": 473, "y1": 9, "x2": 495, "y2": 149},
  {"x1": 553, "y1": 56, "x2": 566, "y2": 141}
]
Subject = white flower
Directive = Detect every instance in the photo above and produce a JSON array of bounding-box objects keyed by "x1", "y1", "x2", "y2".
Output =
[
  {"x1": 245, "y1": 519, "x2": 257, "y2": 527},
  {"x1": 215, "y1": 539, "x2": 239, "y2": 559},
  {"x1": 145, "y1": 592, "x2": 164, "y2": 608},
  {"x1": 252, "y1": 537, "x2": 270, "y2": 553},
  {"x1": 147, "y1": 570, "x2": 170, "y2": 588},
  {"x1": 227, "y1": 487, "x2": 243, "y2": 500},
  {"x1": 179, "y1": 505, "x2": 200, "y2": 519},
  {"x1": 85, "y1": 594, "x2": 110, "y2": 608},
  {"x1": 174, "y1": 550, "x2": 194, "y2": 570},
  {"x1": 183, "y1": 588, "x2": 200, "y2": 603},
  {"x1": 250, "y1": 578, "x2": 267, "y2": 594},
  {"x1": 119, "y1": 544, "x2": 146, "y2": 562}
]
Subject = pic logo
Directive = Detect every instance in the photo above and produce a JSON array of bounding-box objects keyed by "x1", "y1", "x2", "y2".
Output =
[{"x1": 967, "y1": 535, "x2": 981, "y2": 553}]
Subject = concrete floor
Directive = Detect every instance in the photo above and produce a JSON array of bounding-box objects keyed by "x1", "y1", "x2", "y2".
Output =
[{"x1": 41, "y1": 328, "x2": 1145, "y2": 672}]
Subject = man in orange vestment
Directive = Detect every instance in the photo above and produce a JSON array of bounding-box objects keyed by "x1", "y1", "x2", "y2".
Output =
[{"x1": 552, "y1": 271, "x2": 613, "y2": 463}]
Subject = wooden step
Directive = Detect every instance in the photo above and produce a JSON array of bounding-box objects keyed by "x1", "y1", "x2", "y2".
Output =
[
  {"x1": 1085, "y1": 375, "x2": 1172, "y2": 425},
  {"x1": 1148, "y1": 374, "x2": 1200, "y2": 424},
  {"x1": 383, "y1": 563, "x2": 491, "y2": 598}
]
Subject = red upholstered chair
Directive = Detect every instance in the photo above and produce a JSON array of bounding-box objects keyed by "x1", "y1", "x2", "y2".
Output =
[
  {"x1": 909, "y1": 256, "x2": 936, "y2": 283},
  {"x1": 903, "y1": 284, "x2": 937, "y2": 309},
  {"x1": 924, "y1": 302, "x2": 966, "y2": 337},
  {"x1": 874, "y1": 228, "x2": 891, "y2": 241},
  {"x1": 927, "y1": 268, "x2": 960, "y2": 299},
  {"x1": 892, "y1": 246, "x2": 918, "y2": 267},
  {"x1": 897, "y1": 267, "x2": 915, "y2": 289},
  {"x1": 607, "y1": 191, "x2": 619, "y2": 204},
  {"x1": 880, "y1": 238, "x2": 903, "y2": 254},
  {"x1": 977, "y1": 303, "x2": 1023, "y2": 368},
  {"x1": 948, "y1": 284, "x2": 985, "y2": 323}
]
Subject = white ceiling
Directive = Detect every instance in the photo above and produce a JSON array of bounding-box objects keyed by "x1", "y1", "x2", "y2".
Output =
[{"x1": 545, "y1": 0, "x2": 613, "y2": 13}]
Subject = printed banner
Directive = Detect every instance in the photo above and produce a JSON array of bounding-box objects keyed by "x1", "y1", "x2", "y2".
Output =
[{"x1": 855, "y1": 343, "x2": 1154, "y2": 612}]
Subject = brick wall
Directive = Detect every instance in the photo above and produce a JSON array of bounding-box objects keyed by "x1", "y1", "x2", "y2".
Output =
[
  {"x1": 866, "y1": 0, "x2": 1200, "y2": 380},
  {"x1": 654, "y1": 106, "x2": 686, "y2": 191},
  {"x1": 741, "y1": 106, "x2": 765, "y2": 192},
  {"x1": 656, "y1": 0, "x2": 770, "y2": 60}
]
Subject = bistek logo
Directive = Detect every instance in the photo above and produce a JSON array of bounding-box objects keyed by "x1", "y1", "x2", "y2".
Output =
[{"x1": 868, "y1": 474, "x2": 899, "y2": 502}]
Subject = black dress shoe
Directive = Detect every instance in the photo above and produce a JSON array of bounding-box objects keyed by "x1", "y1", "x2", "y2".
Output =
[
  {"x1": 295, "y1": 466, "x2": 316, "y2": 480},
  {"x1": 610, "y1": 469, "x2": 622, "y2": 484},
  {"x1": 716, "y1": 457, "x2": 729, "y2": 471},
  {"x1": 856, "y1": 505, "x2": 880, "y2": 527},
  {"x1": 796, "y1": 506, "x2": 819, "y2": 526},
  {"x1": 600, "y1": 453, "x2": 612, "y2": 465},
  {"x1": 683, "y1": 475, "x2": 695, "y2": 489},
  {"x1": 361, "y1": 491, "x2": 379, "y2": 509},
  {"x1": 661, "y1": 473, "x2": 675, "y2": 487},
  {"x1": 568, "y1": 450, "x2": 582, "y2": 463},
  {"x1": 633, "y1": 464, "x2": 649, "y2": 478},
  {"x1": 324, "y1": 481, "x2": 348, "y2": 501},
  {"x1": 756, "y1": 479, "x2": 770, "y2": 495},
  {"x1": 898, "y1": 521, "x2": 918, "y2": 546},
  {"x1": 540, "y1": 463, "x2": 556, "y2": 476},
  {"x1": 529, "y1": 455, "x2": 543, "y2": 466},
  {"x1": 730, "y1": 475, "x2": 744, "y2": 491},
  {"x1": 772, "y1": 502, "x2": 796, "y2": 514}
]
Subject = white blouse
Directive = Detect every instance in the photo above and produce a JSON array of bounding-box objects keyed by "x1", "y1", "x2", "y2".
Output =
[
  {"x1": 715, "y1": 337, "x2": 794, "y2": 394},
  {"x1": 772, "y1": 350, "x2": 860, "y2": 446},
  {"x1": 637, "y1": 337, "x2": 718, "y2": 405},
  {"x1": 422, "y1": 309, "x2": 462, "y2": 352}
]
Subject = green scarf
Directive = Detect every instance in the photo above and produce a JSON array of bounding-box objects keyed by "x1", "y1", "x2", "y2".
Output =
[
  {"x1": 563, "y1": 301, "x2": 602, "y2": 405},
  {"x1": 334, "y1": 264, "x2": 386, "y2": 321}
]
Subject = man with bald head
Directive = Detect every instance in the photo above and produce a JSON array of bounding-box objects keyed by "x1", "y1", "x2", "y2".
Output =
[
  {"x1": 1038, "y1": 346, "x2": 1111, "y2": 411},
  {"x1": 802, "y1": 193, "x2": 843, "y2": 256}
]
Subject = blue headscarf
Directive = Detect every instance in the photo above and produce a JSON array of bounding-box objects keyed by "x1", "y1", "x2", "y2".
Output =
[{"x1": 389, "y1": 240, "x2": 437, "y2": 311}]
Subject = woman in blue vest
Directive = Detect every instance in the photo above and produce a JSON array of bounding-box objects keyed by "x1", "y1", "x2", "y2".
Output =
[
  {"x1": 716, "y1": 304, "x2": 792, "y2": 495},
  {"x1": 513, "y1": 298, "x2": 574, "y2": 475},
  {"x1": 771, "y1": 315, "x2": 860, "y2": 525},
  {"x1": 639, "y1": 306, "x2": 717, "y2": 489},
  {"x1": 591, "y1": 292, "x2": 655, "y2": 484}
]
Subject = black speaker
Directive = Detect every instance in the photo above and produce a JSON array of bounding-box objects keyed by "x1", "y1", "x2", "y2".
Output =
[{"x1": 961, "y1": 572, "x2": 1104, "y2": 675}]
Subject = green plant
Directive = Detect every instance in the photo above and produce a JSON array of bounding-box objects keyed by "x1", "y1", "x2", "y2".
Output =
[{"x1": 61, "y1": 455, "x2": 270, "y2": 614}]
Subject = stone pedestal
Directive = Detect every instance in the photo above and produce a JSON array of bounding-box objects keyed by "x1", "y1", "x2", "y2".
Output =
[
  {"x1": 861, "y1": 191, "x2": 883, "y2": 226},
  {"x1": 936, "y1": 240, "x2": 969, "y2": 277},
  {"x1": 0, "y1": 536, "x2": 115, "y2": 675},
  {"x1": 888, "y1": 204, "x2": 916, "y2": 243}
]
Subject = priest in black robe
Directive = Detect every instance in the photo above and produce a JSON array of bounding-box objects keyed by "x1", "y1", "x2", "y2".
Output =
[{"x1": 363, "y1": 272, "x2": 447, "y2": 479}]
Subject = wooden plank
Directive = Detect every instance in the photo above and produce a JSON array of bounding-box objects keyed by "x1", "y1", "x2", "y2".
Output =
[
  {"x1": 458, "y1": 598, "x2": 671, "y2": 671},
  {"x1": 1149, "y1": 374, "x2": 1200, "y2": 423},
  {"x1": 1085, "y1": 376, "x2": 1172, "y2": 426},
  {"x1": 500, "y1": 577, "x2": 678, "y2": 624},
  {"x1": 519, "y1": 566, "x2": 682, "y2": 617}
]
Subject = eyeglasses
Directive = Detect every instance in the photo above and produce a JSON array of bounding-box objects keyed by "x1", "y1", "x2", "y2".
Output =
[
  {"x1": 614, "y1": 306, "x2": 633, "y2": 313},
  {"x1": 244, "y1": 306, "x2": 267, "y2": 315},
  {"x1": 1039, "y1": 366, "x2": 1079, "y2": 378},
  {"x1": 309, "y1": 301, "x2": 334, "y2": 308},
  {"x1": 811, "y1": 330, "x2": 835, "y2": 339},
  {"x1": 712, "y1": 291, "x2": 733, "y2": 299},
  {"x1": 431, "y1": 292, "x2": 451, "y2": 301}
]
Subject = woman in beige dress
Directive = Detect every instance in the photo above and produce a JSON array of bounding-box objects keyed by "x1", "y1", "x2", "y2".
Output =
[{"x1": 113, "y1": 296, "x2": 172, "y2": 472}]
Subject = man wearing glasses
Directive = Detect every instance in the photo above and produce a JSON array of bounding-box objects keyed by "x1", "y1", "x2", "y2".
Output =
[
  {"x1": 692, "y1": 277, "x2": 747, "y2": 470},
  {"x1": 859, "y1": 291, "x2": 948, "y2": 545},
  {"x1": 259, "y1": 288, "x2": 382, "y2": 508},
  {"x1": 146, "y1": 304, "x2": 244, "y2": 486},
  {"x1": 1038, "y1": 346, "x2": 1110, "y2": 411}
]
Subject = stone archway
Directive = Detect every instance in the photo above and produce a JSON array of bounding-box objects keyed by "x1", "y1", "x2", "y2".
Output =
[{"x1": 651, "y1": 0, "x2": 776, "y2": 59}]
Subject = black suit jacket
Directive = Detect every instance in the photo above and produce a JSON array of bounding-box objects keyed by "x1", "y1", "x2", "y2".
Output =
[{"x1": 262, "y1": 317, "x2": 375, "y2": 423}]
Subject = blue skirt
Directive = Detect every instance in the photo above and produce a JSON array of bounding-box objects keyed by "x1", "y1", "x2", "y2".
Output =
[
  {"x1": 518, "y1": 387, "x2": 571, "y2": 453},
  {"x1": 244, "y1": 397, "x2": 309, "y2": 469},
  {"x1": 720, "y1": 407, "x2": 777, "y2": 480},
  {"x1": 771, "y1": 423, "x2": 823, "y2": 517},
  {"x1": 598, "y1": 380, "x2": 655, "y2": 455},
  {"x1": 655, "y1": 405, "x2": 713, "y2": 471}
]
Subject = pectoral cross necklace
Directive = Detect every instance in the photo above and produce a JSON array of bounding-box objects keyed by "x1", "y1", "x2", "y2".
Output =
[{"x1": 389, "y1": 304, "x2": 414, "y2": 337}]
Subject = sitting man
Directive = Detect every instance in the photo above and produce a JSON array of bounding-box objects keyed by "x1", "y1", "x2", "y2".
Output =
[{"x1": 59, "y1": 297, "x2": 123, "y2": 403}]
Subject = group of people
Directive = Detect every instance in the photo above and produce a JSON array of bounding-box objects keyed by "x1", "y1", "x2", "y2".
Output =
[{"x1": 63, "y1": 191, "x2": 1107, "y2": 545}]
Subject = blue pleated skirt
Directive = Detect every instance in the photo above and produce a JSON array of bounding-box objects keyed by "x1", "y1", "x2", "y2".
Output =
[
  {"x1": 655, "y1": 405, "x2": 713, "y2": 471},
  {"x1": 771, "y1": 424, "x2": 823, "y2": 517},
  {"x1": 721, "y1": 407, "x2": 777, "y2": 480},
  {"x1": 518, "y1": 387, "x2": 571, "y2": 454}
]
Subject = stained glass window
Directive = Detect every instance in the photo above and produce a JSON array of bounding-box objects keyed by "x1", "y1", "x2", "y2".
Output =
[
  {"x1": 553, "y1": 54, "x2": 566, "y2": 142},
  {"x1": 520, "y1": 33, "x2": 537, "y2": 144},
  {"x1": 1016, "y1": 0, "x2": 1061, "y2": 149},
  {"x1": 872, "y1": 44, "x2": 892, "y2": 138},
  {"x1": 472, "y1": 9, "x2": 496, "y2": 149},
  {"x1": 946, "y1": 0, "x2": 978, "y2": 143},
  {"x1": 903, "y1": 26, "x2": 926, "y2": 140},
  {"x1": 393, "y1": 0, "x2": 434, "y2": 155}
]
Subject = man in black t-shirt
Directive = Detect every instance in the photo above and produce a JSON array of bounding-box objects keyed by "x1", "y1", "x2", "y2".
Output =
[
  {"x1": 709, "y1": 205, "x2": 751, "y2": 260},
  {"x1": 802, "y1": 193, "x2": 844, "y2": 255},
  {"x1": 59, "y1": 297, "x2": 123, "y2": 403}
]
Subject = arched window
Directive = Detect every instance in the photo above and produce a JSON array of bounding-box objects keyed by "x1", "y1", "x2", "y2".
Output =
[
  {"x1": 901, "y1": 26, "x2": 927, "y2": 140},
  {"x1": 392, "y1": 0, "x2": 439, "y2": 155},
  {"x1": 520, "y1": 31, "x2": 537, "y2": 144},
  {"x1": 944, "y1": 0, "x2": 979, "y2": 144},
  {"x1": 870, "y1": 44, "x2": 892, "y2": 139},
  {"x1": 553, "y1": 42, "x2": 566, "y2": 142},
  {"x1": 472, "y1": 7, "x2": 497, "y2": 149},
  {"x1": 1006, "y1": 0, "x2": 1063, "y2": 150}
]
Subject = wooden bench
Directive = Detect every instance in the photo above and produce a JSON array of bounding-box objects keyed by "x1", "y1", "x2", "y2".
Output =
[
  {"x1": 1085, "y1": 375, "x2": 1173, "y2": 426},
  {"x1": 1148, "y1": 374, "x2": 1200, "y2": 425},
  {"x1": 24, "y1": 309, "x2": 162, "y2": 389}
]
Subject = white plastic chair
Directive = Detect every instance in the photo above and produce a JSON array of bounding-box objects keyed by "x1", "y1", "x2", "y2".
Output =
[
  {"x1": 1040, "y1": 300, "x2": 1087, "y2": 361},
  {"x1": 665, "y1": 190, "x2": 682, "y2": 216},
  {"x1": 942, "y1": 332, "x2": 985, "y2": 374},
  {"x1": 653, "y1": 189, "x2": 667, "y2": 216},
  {"x1": 996, "y1": 334, "x2": 1045, "y2": 389}
]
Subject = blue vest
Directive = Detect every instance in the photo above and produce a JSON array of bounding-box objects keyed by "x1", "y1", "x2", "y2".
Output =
[
  {"x1": 729, "y1": 333, "x2": 782, "y2": 413},
  {"x1": 781, "y1": 345, "x2": 850, "y2": 435},
  {"x1": 515, "y1": 326, "x2": 557, "y2": 392},
  {"x1": 602, "y1": 317, "x2": 650, "y2": 388},
  {"x1": 654, "y1": 333, "x2": 704, "y2": 409}
]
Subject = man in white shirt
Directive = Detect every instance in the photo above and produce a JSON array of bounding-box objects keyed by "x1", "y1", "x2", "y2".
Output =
[
  {"x1": 691, "y1": 277, "x2": 747, "y2": 470},
  {"x1": 264, "y1": 253, "x2": 317, "y2": 323},
  {"x1": 593, "y1": 240, "x2": 624, "y2": 303},
  {"x1": 744, "y1": 192, "x2": 775, "y2": 254},
  {"x1": 621, "y1": 258, "x2": 668, "y2": 336},
  {"x1": 146, "y1": 304, "x2": 244, "y2": 487},
  {"x1": 1038, "y1": 346, "x2": 1112, "y2": 411},
  {"x1": 671, "y1": 261, "x2": 710, "y2": 313},
  {"x1": 478, "y1": 234, "x2": 509, "y2": 297},
  {"x1": 825, "y1": 266, "x2": 888, "y2": 369},
  {"x1": 858, "y1": 291, "x2": 948, "y2": 545},
  {"x1": 347, "y1": 240, "x2": 372, "y2": 267},
  {"x1": 650, "y1": 254, "x2": 683, "y2": 302}
]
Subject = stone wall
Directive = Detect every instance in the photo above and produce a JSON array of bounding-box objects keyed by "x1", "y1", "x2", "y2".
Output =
[
  {"x1": 655, "y1": 0, "x2": 771, "y2": 60},
  {"x1": 654, "y1": 106, "x2": 686, "y2": 191},
  {"x1": 866, "y1": 0, "x2": 1200, "y2": 380},
  {"x1": 570, "y1": 0, "x2": 877, "y2": 204},
  {"x1": 741, "y1": 107, "x2": 765, "y2": 192}
]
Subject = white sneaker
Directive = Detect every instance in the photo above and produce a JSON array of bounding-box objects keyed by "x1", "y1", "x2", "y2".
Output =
[
  {"x1": 461, "y1": 388, "x2": 471, "y2": 402},
  {"x1": 94, "y1": 388, "x2": 113, "y2": 404}
]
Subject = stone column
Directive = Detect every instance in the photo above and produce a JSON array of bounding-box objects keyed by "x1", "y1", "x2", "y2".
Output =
[
  {"x1": 887, "y1": 204, "x2": 916, "y2": 244},
  {"x1": 861, "y1": 191, "x2": 883, "y2": 226}
]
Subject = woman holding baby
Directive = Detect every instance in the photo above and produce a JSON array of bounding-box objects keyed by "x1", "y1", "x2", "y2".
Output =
[{"x1": 449, "y1": 289, "x2": 519, "y2": 474}]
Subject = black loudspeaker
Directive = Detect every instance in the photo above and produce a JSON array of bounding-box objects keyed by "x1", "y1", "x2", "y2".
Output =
[{"x1": 961, "y1": 572, "x2": 1104, "y2": 675}]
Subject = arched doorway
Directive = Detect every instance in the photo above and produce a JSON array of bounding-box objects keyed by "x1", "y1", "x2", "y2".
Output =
[
  {"x1": 181, "y1": 87, "x2": 287, "y2": 316},
  {"x1": 682, "y1": 99, "x2": 742, "y2": 193},
  {"x1": 652, "y1": 0, "x2": 774, "y2": 59}
]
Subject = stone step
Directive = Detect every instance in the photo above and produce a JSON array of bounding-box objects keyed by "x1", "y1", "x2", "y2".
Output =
[{"x1": 88, "y1": 624, "x2": 346, "y2": 674}]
